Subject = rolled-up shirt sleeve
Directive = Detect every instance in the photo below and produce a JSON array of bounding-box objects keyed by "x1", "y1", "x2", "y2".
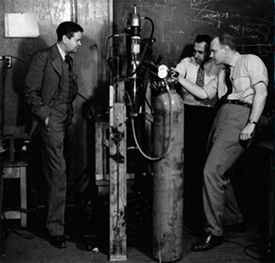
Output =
[
  {"x1": 228, "y1": 54, "x2": 268, "y2": 103},
  {"x1": 203, "y1": 77, "x2": 218, "y2": 100},
  {"x1": 174, "y1": 58, "x2": 188, "y2": 78},
  {"x1": 246, "y1": 55, "x2": 268, "y2": 87}
]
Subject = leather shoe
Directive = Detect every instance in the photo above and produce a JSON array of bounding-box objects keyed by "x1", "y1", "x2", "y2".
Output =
[
  {"x1": 191, "y1": 234, "x2": 222, "y2": 252},
  {"x1": 49, "y1": 235, "x2": 67, "y2": 249}
]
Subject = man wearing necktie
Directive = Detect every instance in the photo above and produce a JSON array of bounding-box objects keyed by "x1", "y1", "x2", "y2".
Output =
[
  {"x1": 24, "y1": 21, "x2": 83, "y2": 249},
  {"x1": 173, "y1": 35, "x2": 222, "y2": 235},
  {"x1": 173, "y1": 32, "x2": 268, "y2": 251}
]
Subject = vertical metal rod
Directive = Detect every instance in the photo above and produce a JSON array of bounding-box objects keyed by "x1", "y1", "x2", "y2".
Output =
[
  {"x1": 0, "y1": 67, "x2": 6, "y2": 136},
  {"x1": 70, "y1": 0, "x2": 77, "y2": 23}
]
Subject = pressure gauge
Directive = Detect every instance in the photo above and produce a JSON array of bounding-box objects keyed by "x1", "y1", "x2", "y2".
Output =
[{"x1": 158, "y1": 65, "x2": 169, "y2": 79}]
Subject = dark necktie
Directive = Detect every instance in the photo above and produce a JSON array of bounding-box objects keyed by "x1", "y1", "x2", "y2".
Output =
[
  {"x1": 65, "y1": 55, "x2": 73, "y2": 77},
  {"x1": 219, "y1": 64, "x2": 232, "y2": 104},
  {"x1": 65, "y1": 54, "x2": 78, "y2": 105},
  {"x1": 196, "y1": 65, "x2": 204, "y2": 87}
]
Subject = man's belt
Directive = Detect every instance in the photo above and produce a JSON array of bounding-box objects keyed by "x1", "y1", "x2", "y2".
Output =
[{"x1": 225, "y1": 100, "x2": 252, "y2": 108}]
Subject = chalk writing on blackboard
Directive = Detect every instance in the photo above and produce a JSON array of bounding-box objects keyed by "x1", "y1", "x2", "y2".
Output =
[{"x1": 114, "y1": 0, "x2": 273, "y2": 66}]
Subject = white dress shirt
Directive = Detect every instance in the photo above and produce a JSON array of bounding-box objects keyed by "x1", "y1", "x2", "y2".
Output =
[{"x1": 175, "y1": 57, "x2": 222, "y2": 107}]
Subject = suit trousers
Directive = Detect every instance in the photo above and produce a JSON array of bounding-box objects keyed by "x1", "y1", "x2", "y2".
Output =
[
  {"x1": 203, "y1": 103, "x2": 252, "y2": 236},
  {"x1": 39, "y1": 113, "x2": 68, "y2": 236}
]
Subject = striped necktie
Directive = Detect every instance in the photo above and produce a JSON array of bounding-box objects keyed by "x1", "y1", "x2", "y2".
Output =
[{"x1": 196, "y1": 65, "x2": 204, "y2": 87}]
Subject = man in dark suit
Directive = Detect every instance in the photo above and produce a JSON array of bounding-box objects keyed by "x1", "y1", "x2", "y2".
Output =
[{"x1": 24, "y1": 21, "x2": 83, "y2": 249}]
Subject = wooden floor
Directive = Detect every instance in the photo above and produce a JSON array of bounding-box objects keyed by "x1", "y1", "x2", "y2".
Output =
[{"x1": 1, "y1": 217, "x2": 272, "y2": 263}]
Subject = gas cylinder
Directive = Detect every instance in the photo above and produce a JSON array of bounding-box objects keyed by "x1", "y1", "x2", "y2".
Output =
[{"x1": 152, "y1": 88, "x2": 184, "y2": 262}]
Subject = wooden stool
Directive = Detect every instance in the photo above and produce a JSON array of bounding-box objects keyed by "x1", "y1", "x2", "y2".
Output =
[{"x1": 1, "y1": 161, "x2": 28, "y2": 228}]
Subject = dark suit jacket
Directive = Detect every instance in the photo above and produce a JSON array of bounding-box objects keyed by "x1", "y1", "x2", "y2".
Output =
[
  {"x1": 24, "y1": 44, "x2": 67, "y2": 124},
  {"x1": 24, "y1": 44, "x2": 72, "y2": 136}
]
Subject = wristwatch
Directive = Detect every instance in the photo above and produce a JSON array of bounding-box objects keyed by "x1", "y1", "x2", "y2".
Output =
[{"x1": 248, "y1": 119, "x2": 257, "y2": 125}]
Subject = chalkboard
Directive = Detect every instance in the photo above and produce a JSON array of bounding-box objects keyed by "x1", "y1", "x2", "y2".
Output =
[{"x1": 113, "y1": 0, "x2": 273, "y2": 68}]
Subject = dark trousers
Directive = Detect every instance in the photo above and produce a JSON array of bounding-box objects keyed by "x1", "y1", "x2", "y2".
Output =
[
  {"x1": 184, "y1": 104, "x2": 216, "y2": 232},
  {"x1": 39, "y1": 114, "x2": 68, "y2": 236}
]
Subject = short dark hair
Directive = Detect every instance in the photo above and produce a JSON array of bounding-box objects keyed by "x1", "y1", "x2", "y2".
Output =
[
  {"x1": 194, "y1": 35, "x2": 212, "y2": 55},
  {"x1": 194, "y1": 35, "x2": 212, "y2": 47},
  {"x1": 214, "y1": 32, "x2": 236, "y2": 50},
  {"x1": 56, "y1": 21, "x2": 84, "y2": 41}
]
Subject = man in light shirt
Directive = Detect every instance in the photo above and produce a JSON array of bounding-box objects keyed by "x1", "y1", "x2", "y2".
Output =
[
  {"x1": 173, "y1": 32, "x2": 268, "y2": 251},
  {"x1": 174, "y1": 35, "x2": 221, "y2": 235}
]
